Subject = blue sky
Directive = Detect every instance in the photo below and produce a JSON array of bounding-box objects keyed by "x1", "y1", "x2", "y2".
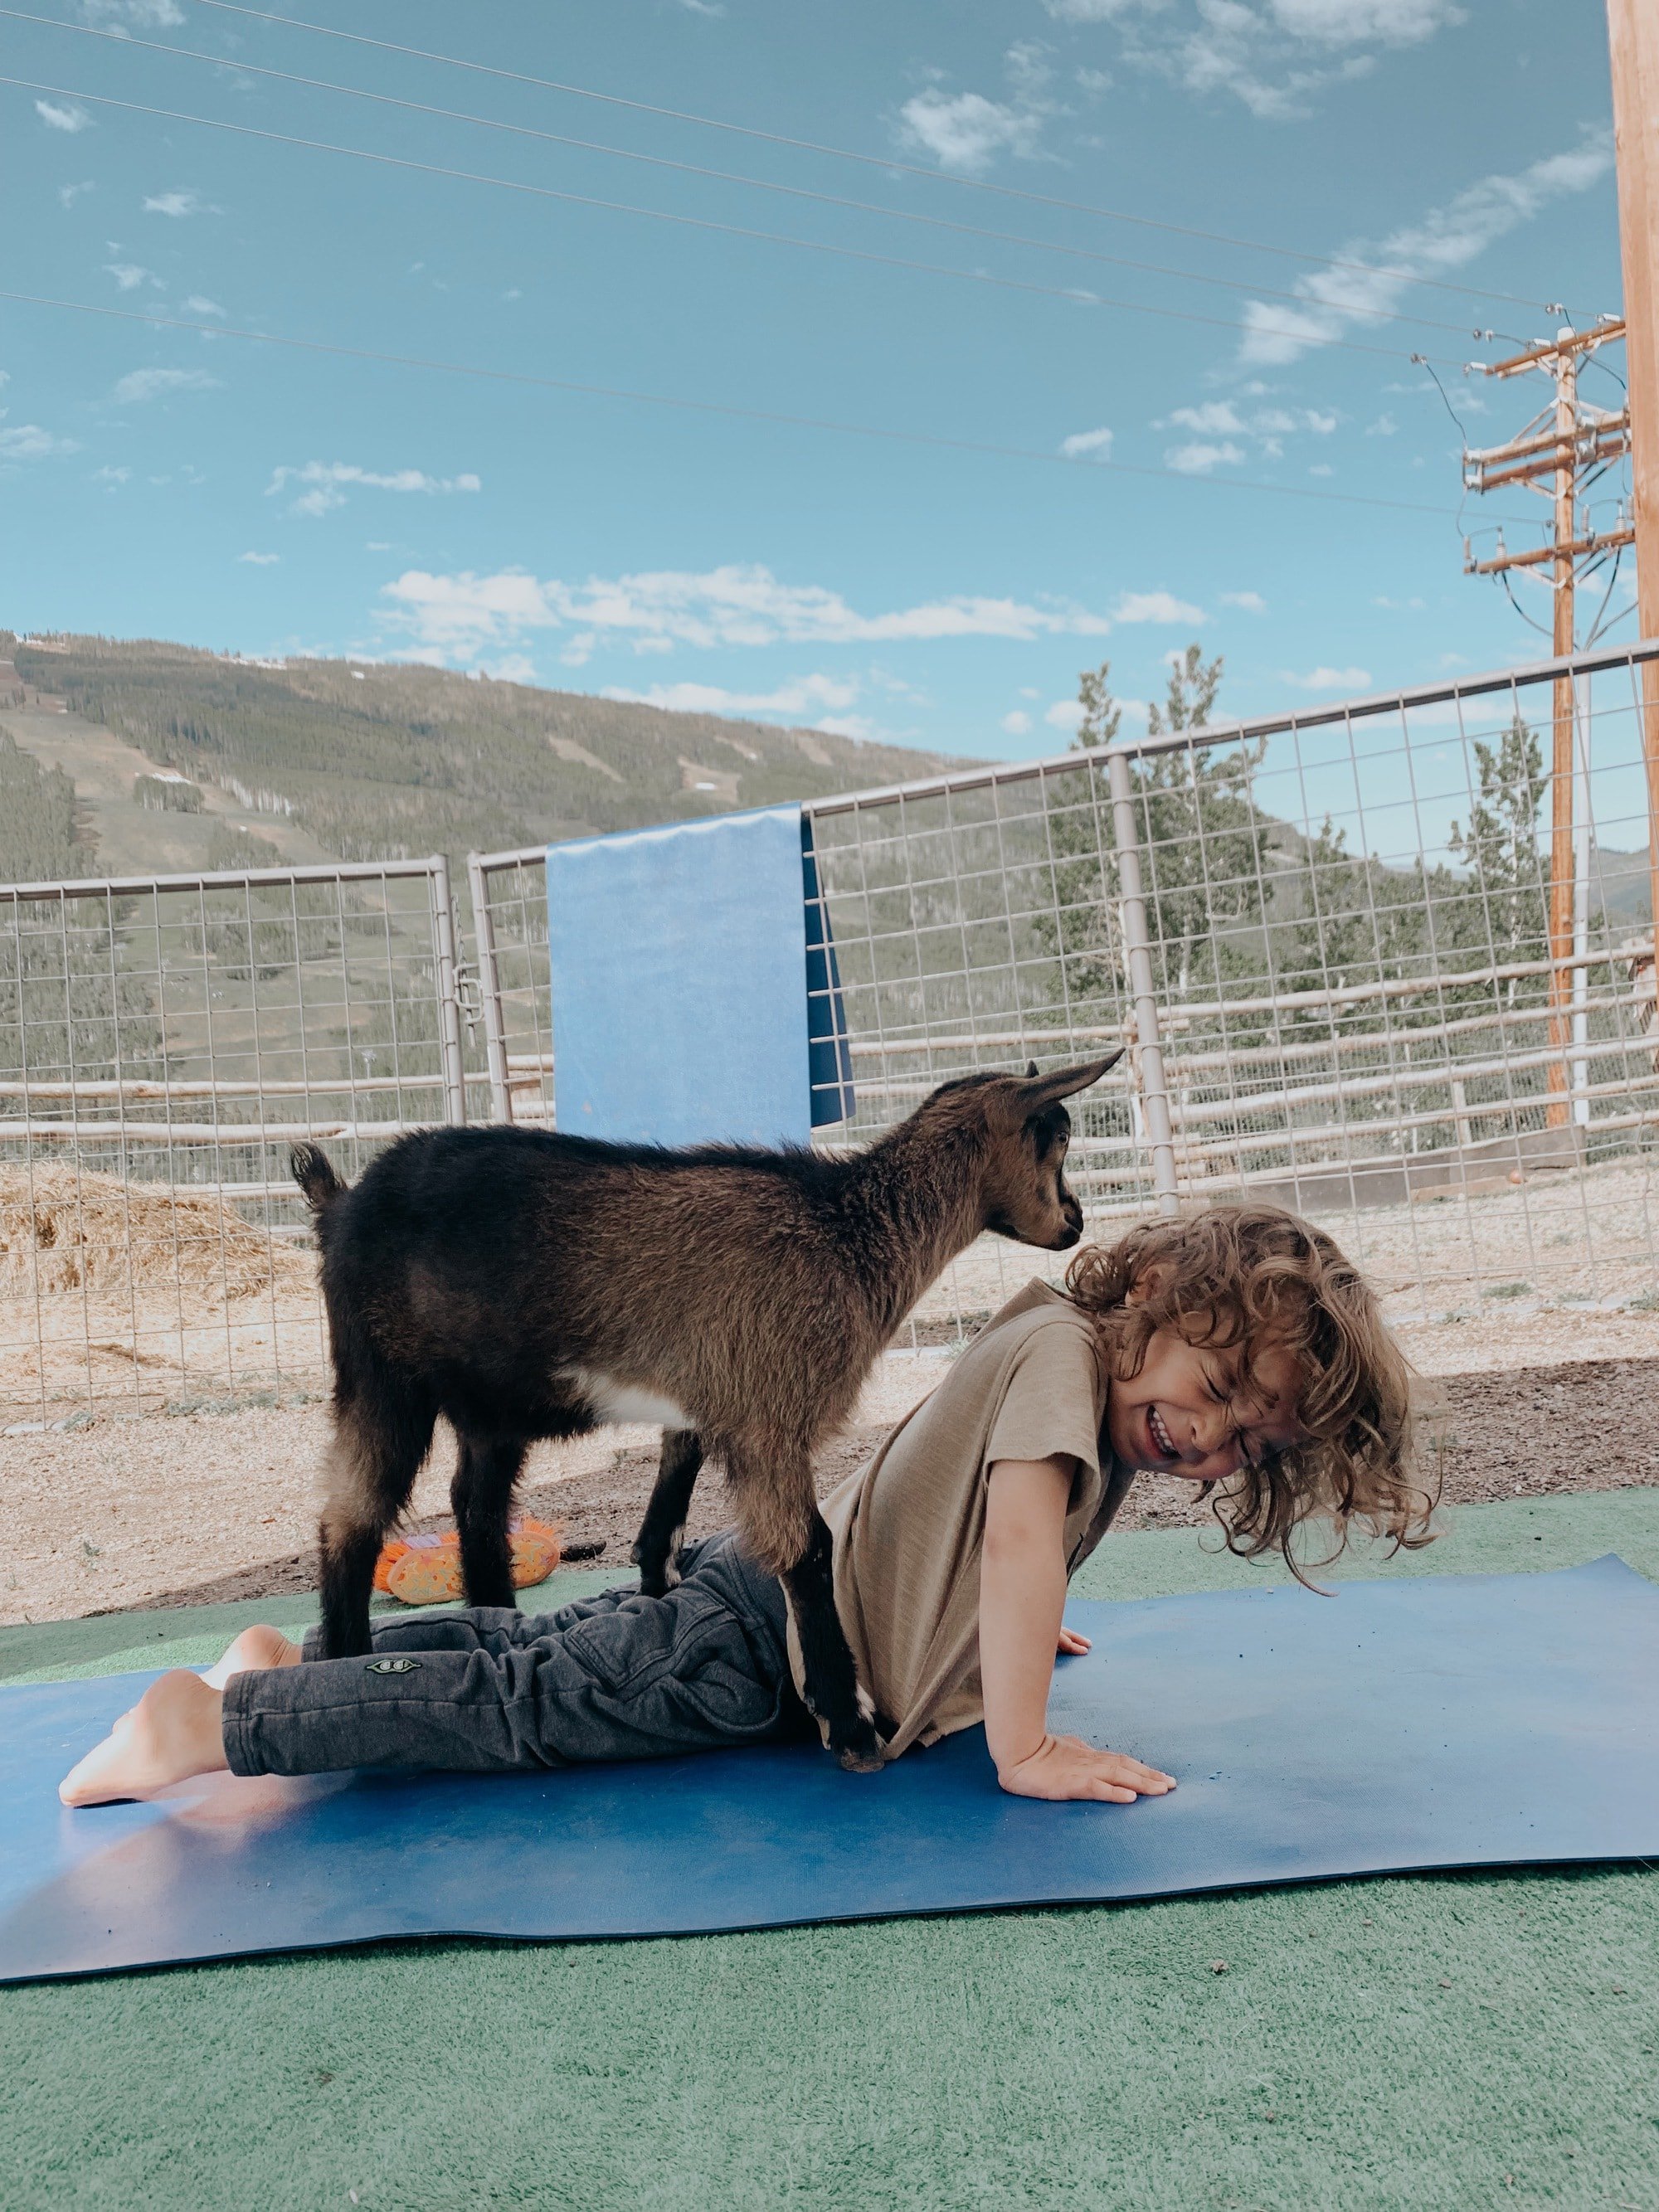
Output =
[{"x1": 0, "y1": 0, "x2": 1633, "y2": 761}]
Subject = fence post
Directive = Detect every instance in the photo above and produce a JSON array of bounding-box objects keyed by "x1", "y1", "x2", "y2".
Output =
[
  {"x1": 465, "y1": 853, "x2": 513, "y2": 1124},
  {"x1": 1106, "y1": 747, "x2": 1181, "y2": 1218},
  {"x1": 430, "y1": 855, "x2": 469, "y2": 1127}
]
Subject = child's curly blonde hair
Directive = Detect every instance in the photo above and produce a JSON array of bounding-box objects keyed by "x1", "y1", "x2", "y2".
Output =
[{"x1": 1066, "y1": 1204, "x2": 1433, "y2": 1579}]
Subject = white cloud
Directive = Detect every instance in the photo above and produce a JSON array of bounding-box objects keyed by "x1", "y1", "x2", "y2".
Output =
[
  {"x1": 1001, "y1": 709, "x2": 1034, "y2": 736},
  {"x1": 237, "y1": 551, "x2": 280, "y2": 565},
  {"x1": 1240, "y1": 131, "x2": 1613, "y2": 364},
  {"x1": 103, "y1": 263, "x2": 152, "y2": 292},
  {"x1": 1058, "y1": 425, "x2": 1114, "y2": 461},
  {"x1": 1113, "y1": 590, "x2": 1206, "y2": 624},
  {"x1": 895, "y1": 45, "x2": 1057, "y2": 173},
  {"x1": 58, "y1": 179, "x2": 95, "y2": 207},
  {"x1": 1269, "y1": 0, "x2": 1459, "y2": 42},
  {"x1": 183, "y1": 295, "x2": 226, "y2": 318},
  {"x1": 1157, "y1": 401, "x2": 1336, "y2": 459},
  {"x1": 91, "y1": 463, "x2": 130, "y2": 484},
  {"x1": 1365, "y1": 411, "x2": 1399, "y2": 435},
  {"x1": 0, "y1": 425, "x2": 80, "y2": 459},
  {"x1": 1283, "y1": 664, "x2": 1372, "y2": 690},
  {"x1": 898, "y1": 89, "x2": 1043, "y2": 171},
  {"x1": 36, "y1": 100, "x2": 92, "y2": 133},
  {"x1": 1308, "y1": 462, "x2": 1335, "y2": 477},
  {"x1": 1165, "y1": 439, "x2": 1246, "y2": 474},
  {"x1": 1044, "y1": 0, "x2": 1167, "y2": 17},
  {"x1": 378, "y1": 563, "x2": 1113, "y2": 659},
  {"x1": 478, "y1": 652, "x2": 539, "y2": 683},
  {"x1": 1161, "y1": 401, "x2": 1245, "y2": 435},
  {"x1": 1104, "y1": 0, "x2": 1462, "y2": 122},
  {"x1": 1220, "y1": 590, "x2": 1267, "y2": 612},
  {"x1": 110, "y1": 366, "x2": 219, "y2": 403},
  {"x1": 268, "y1": 461, "x2": 483, "y2": 517},
  {"x1": 81, "y1": 0, "x2": 183, "y2": 24},
  {"x1": 143, "y1": 188, "x2": 215, "y2": 218},
  {"x1": 1044, "y1": 698, "x2": 1087, "y2": 732},
  {"x1": 604, "y1": 674, "x2": 860, "y2": 723}
]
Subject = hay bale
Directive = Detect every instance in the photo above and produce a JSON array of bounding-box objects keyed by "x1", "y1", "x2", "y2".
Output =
[{"x1": 0, "y1": 1166, "x2": 314, "y2": 1303}]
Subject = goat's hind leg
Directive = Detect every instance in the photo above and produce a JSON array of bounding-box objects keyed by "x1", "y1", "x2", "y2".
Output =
[
  {"x1": 732, "y1": 1444, "x2": 884, "y2": 1774},
  {"x1": 318, "y1": 1378, "x2": 436, "y2": 1658},
  {"x1": 451, "y1": 1427, "x2": 532, "y2": 1610},
  {"x1": 632, "y1": 1428, "x2": 704, "y2": 1598}
]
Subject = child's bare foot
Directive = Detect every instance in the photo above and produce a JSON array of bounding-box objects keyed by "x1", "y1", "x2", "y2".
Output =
[
  {"x1": 59, "y1": 1670, "x2": 230, "y2": 1806},
  {"x1": 202, "y1": 1623, "x2": 304, "y2": 1689}
]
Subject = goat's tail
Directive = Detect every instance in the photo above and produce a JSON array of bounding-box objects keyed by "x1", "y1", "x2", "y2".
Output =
[{"x1": 289, "y1": 1141, "x2": 347, "y2": 1215}]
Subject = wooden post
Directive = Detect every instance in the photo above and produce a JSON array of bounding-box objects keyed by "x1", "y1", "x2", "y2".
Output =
[
  {"x1": 1608, "y1": 0, "x2": 1659, "y2": 963},
  {"x1": 1546, "y1": 343, "x2": 1578, "y2": 1129}
]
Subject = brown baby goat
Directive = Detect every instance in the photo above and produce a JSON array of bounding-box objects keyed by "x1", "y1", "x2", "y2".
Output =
[{"x1": 292, "y1": 1053, "x2": 1118, "y2": 1771}]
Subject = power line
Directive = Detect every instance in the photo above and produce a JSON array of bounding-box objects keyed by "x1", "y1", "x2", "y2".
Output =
[
  {"x1": 0, "y1": 72, "x2": 1467, "y2": 365},
  {"x1": 0, "y1": 7, "x2": 1516, "y2": 346},
  {"x1": 180, "y1": 0, "x2": 1565, "y2": 319},
  {"x1": 0, "y1": 288, "x2": 1537, "y2": 523}
]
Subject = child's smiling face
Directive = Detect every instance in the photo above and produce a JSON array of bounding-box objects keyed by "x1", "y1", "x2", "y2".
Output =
[{"x1": 1105, "y1": 1321, "x2": 1309, "y2": 1482}]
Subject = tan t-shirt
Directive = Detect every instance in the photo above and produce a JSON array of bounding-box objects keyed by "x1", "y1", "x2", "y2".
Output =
[{"x1": 787, "y1": 1278, "x2": 1134, "y2": 1760}]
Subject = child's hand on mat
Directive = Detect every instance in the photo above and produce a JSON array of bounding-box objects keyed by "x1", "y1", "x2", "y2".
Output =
[
  {"x1": 998, "y1": 1733, "x2": 1175, "y2": 1804},
  {"x1": 1057, "y1": 1627, "x2": 1092, "y2": 1656}
]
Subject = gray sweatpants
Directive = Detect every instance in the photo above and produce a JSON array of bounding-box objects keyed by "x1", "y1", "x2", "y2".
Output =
[{"x1": 221, "y1": 1531, "x2": 807, "y2": 1778}]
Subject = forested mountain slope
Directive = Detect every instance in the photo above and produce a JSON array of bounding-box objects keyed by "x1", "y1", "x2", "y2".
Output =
[{"x1": 2, "y1": 632, "x2": 966, "y2": 875}]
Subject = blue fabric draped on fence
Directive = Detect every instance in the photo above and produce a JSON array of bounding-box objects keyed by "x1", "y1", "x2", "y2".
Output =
[{"x1": 544, "y1": 805, "x2": 854, "y2": 1148}]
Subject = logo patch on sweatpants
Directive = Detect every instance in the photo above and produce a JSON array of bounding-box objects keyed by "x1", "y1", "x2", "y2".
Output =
[{"x1": 366, "y1": 1655, "x2": 421, "y2": 1675}]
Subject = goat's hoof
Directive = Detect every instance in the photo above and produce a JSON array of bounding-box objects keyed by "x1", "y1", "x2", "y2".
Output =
[{"x1": 832, "y1": 1723, "x2": 887, "y2": 1774}]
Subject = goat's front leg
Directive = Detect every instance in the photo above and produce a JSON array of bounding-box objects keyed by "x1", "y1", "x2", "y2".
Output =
[
  {"x1": 632, "y1": 1428, "x2": 703, "y2": 1597},
  {"x1": 729, "y1": 1442, "x2": 884, "y2": 1774}
]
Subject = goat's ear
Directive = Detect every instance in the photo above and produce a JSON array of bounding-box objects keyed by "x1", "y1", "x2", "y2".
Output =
[
  {"x1": 1025, "y1": 1059, "x2": 1039, "y2": 1078},
  {"x1": 1010, "y1": 1051, "x2": 1124, "y2": 1119}
]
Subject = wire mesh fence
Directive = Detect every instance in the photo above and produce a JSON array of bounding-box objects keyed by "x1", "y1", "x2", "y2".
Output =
[
  {"x1": 471, "y1": 640, "x2": 1659, "y2": 1347},
  {"x1": 0, "y1": 856, "x2": 466, "y2": 1419}
]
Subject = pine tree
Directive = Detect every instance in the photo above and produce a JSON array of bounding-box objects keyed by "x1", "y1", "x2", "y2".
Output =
[
  {"x1": 1146, "y1": 643, "x2": 1223, "y2": 737},
  {"x1": 1034, "y1": 644, "x2": 1268, "y2": 1010},
  {"x1": 1447, "y1": 712, "x2": 1549, "y2": 971}
]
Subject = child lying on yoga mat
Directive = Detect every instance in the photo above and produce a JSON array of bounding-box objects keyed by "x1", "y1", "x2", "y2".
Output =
[{"x1": 61, "y1": 1204, "x2": 1424, "y2": 1809}]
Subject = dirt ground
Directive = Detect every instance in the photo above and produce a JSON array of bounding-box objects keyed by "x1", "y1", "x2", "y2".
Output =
[{"x1": 5, "y1": 1344, "x2": 1657, "y2": 1627}]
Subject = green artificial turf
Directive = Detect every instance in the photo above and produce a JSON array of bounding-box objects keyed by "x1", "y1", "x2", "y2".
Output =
[{"x1": 1, "y1": 1491, "x2": 1655, "y2": 2211}]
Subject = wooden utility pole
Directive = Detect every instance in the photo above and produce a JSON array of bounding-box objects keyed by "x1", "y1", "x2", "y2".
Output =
[
  {"x1": 1464, "y1": 323, "x2": 1632, "y2": 1127},
  {"x1": 1608, "y1": 0, "x2": 1659, "y2": 940}
]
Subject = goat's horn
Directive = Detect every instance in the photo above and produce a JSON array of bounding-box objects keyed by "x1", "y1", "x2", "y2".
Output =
[{"x1": 1016, "y1": 1052, "x2": 1124, "y2": 1109}]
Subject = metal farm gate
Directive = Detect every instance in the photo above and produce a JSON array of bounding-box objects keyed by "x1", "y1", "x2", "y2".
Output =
[
  {"x1": 0, "y1": 855, "x2": 465, "y2": 1417},
  {"x1": 469, "y1": 641, "x2": 1659, "y2": 1345}
]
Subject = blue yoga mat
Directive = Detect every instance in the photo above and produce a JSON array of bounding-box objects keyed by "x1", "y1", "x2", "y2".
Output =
[
  {"x1": 2, "y1": 1558, "x2": 1655, "y2": 1983},
  {"x1": 545, "y1": 805, "x2": 852, "y2": 1148}
]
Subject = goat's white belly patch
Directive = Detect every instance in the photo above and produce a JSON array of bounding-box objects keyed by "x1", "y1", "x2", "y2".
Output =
[{"x1": 563, "y1": 1369, "x2": 693, "y2": 1432}]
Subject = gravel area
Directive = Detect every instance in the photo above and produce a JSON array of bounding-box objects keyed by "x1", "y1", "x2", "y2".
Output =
[{"x1": 5, "y1": 1344, "x2": 1657, "y2": 1626}]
